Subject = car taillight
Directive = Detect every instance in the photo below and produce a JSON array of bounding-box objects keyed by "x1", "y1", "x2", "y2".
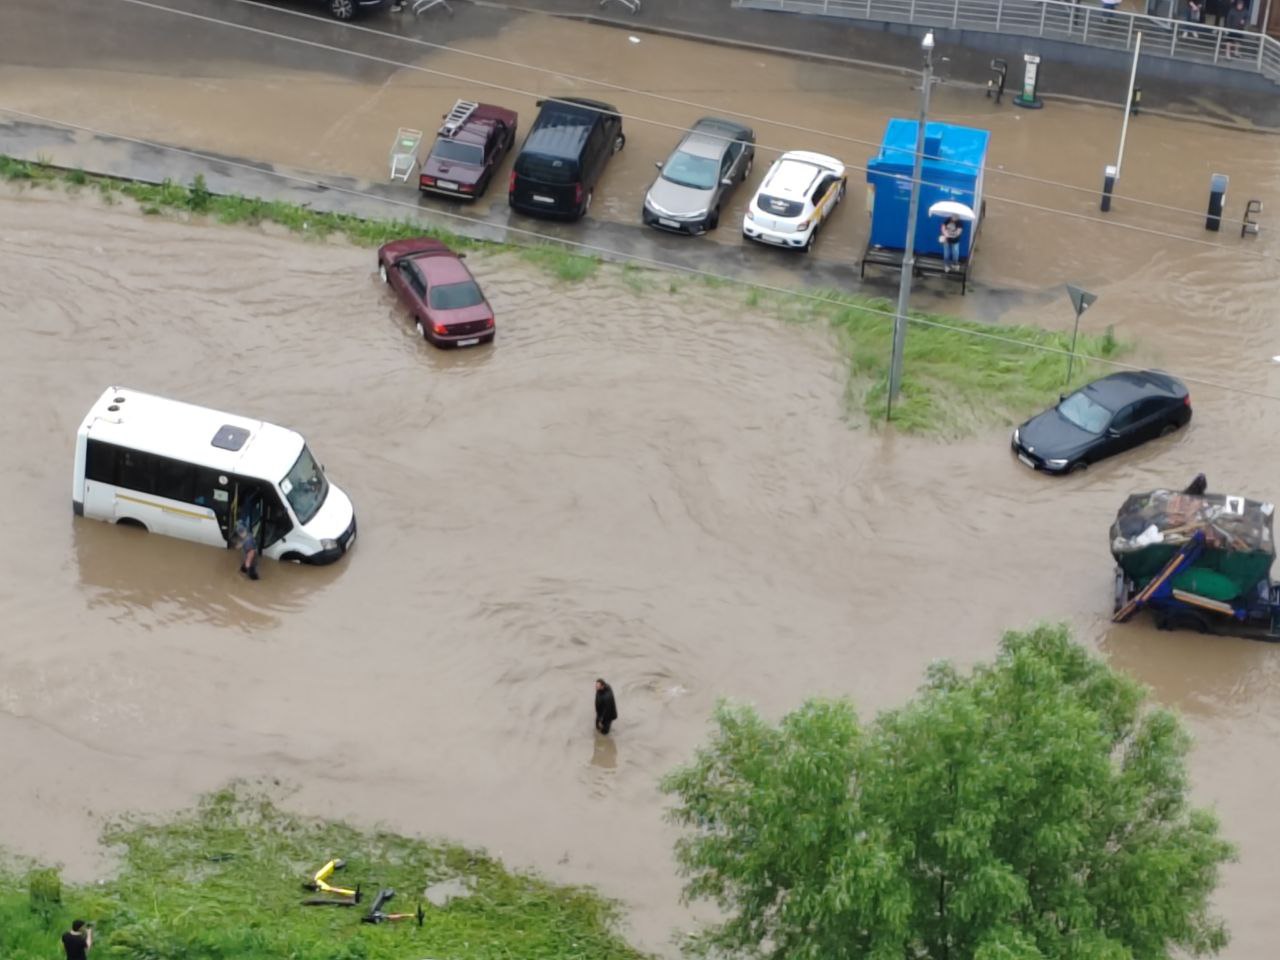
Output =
[
  {"x1": 508, "y1": 171, "x2": 516, "y2": 193},
  {"x1": 461, "y1": 184, "x2": 474, "y2": 192},
  {"x1": 574, "y1": 183, "x2": 583, "y2": 206},
  {"x1": 420, "y1": 175, "x2": 435, "y2": 185},
  {"x1": 1184, "y1": 394, "x2": 1192, "y2": 407},
  {"x1": 485, "y1": 318, "x2": 494, "y2": 328},
  {"x1": 432, "y1": 323, "x2": 449, "y2": 335}
]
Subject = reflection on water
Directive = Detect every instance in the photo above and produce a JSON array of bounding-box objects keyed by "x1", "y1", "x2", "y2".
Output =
[
  {"x1": 72, "y1": 518, "x2": 336, "y2": 633},
  {"x1": 589, "y1": 732, "x2": 617, "y2": 770},
  {"x1": 1099, "y1": 619, "x2": 1280, "y2": 719}
]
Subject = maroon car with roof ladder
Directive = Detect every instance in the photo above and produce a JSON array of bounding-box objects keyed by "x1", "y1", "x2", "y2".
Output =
[
  {"x1": 419, "y1": 99, "x2": 518, "y2": 201},
  {"x1": 377, "y1": 238, "x2": 495, "y2": 348}
]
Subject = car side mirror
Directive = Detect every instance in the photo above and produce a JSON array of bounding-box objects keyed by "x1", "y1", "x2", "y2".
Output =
[
  {"x1": 1058, "y1": 394, "x2": 1066, "y2": 403},
  {"x1": 655, "y1": 161, "x2": 663, "y2": 170},
  {"x1": 1106, "y1": 428, "x2": 1121, "y2": 438},
  {"x1": 720, "y1": 177, "x2": 733, "y2": 187},
  {"x1": 458, "y1": 252, "x2": 467, "y2": 259}
]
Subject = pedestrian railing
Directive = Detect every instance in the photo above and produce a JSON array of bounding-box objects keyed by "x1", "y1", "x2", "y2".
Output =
[{"x1": 733, "y1": 0, "x2": 1280, "y2": 83}]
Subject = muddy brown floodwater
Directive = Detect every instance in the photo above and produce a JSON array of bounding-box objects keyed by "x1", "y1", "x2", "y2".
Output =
[
  {"x1": 1, "y1": 185, "x2": 1279, "y2": 958},
  {"x1": 2, "y1": 2, "x2": 1280, "y2": 957}
]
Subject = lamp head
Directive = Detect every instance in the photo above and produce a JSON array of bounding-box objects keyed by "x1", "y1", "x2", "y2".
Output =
[{"x1": 922, "y1": 31, "x2": 935, "y2": 51}]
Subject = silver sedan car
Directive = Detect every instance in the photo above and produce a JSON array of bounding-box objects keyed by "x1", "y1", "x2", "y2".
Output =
[{"x1": 642, "y1": 117, "x2": 756, "y2": 235}]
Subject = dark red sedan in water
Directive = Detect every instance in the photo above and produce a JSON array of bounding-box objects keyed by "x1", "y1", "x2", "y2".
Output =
[{"x1": 377, "y1": 238, "x2": 495, "y2": 348}]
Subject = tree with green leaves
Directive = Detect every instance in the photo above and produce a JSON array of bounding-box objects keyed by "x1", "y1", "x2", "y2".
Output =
[{"x1": 662, "y1": 624, "x2": 1235, "y2": 960}]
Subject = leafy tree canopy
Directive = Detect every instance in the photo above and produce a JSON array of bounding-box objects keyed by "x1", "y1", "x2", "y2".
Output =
[{"x1": 662, "y1": 624, "x2": 1235, "y2": 960}]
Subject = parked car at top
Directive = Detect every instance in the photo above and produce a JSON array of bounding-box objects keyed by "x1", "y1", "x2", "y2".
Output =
[
  {"x1": 419, "y1": 99, "x2": 518, "y2": 201},
  {"x1": 742, "y1": 150, "x2": 847, "y2": 252},
  {"x1": 1012, "y1": 371, "x2": 1191, "y2": 474},
  {"x1": 508, "y1": 97, "x2": 624, "y2": 220},
  {"x1": 311, "y1": 0, "x2": 386, "y2": 20},
  {"x1": 377, "y1": 238, "x2": 495, "y2": 348},
  {"x1": 642, "y1": 117, "x2": 756, "y2": 235}
]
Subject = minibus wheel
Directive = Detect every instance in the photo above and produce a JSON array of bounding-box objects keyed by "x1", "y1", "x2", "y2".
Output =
[{"x1": 116, "y1": 518, "x2": 148, "y2": 532}]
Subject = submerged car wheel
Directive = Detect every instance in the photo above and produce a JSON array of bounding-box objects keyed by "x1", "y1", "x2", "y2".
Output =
[
  {"x1": 415, "y1": 319, "x2": 426, "y2": 339},
  {"x1": 708, "y1": 207, "x2": 720, "y2": 231},
  {"x1": 379, "y1": 262, "x2": 388, "y2": 283},
  {"x1": 1069, "y1": 461, "x2": 1088, "y2": 474},
  {"x1": 613, "y1": 133, "x2": 626, "y2": 154},
  {"x1": 1160, "y1": 423, "x2": 1179, "y2": 437},
  {"x1": 329, "y1": 0, "x2": 356, "y2": 19}
]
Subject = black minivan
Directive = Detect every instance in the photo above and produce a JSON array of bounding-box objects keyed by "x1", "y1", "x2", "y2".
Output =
[{"x1": 508, "y1": 97, "x2": 625, "y2": 220}]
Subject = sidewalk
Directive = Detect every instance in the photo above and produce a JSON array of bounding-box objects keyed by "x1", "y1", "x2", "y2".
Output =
[{"x1": 470, "y1": 0, "x2": 1280, "y2": 126}]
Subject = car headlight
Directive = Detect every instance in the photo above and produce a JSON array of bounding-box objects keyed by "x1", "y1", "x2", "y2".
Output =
[
  {"x1": 321, "y1": 538, "x2": 339, "y2": 551},
  {"x1": 1045, "y1": 459, "x2": 1069, "y2": 469},
  {"x1": 687, "y1": 209, "x2": 708, "y2": 220},
  {"x1": 745, "y1": 210, "x2": 756, "y2": 222}
]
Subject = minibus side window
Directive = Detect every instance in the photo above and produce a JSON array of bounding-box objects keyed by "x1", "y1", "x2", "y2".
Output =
[
  {"x1": 118, "y1": 449, "x2": 155, "y2": 494},
  {"x1": 153, "y1": 455, "x2": 198, "y2": 503},
  {"x1": 85, "y1": 439, "x2": 120, "y2": 484}
]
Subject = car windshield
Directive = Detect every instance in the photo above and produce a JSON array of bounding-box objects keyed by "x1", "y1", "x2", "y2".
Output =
[
  {"x1": 1057, "y1": 391, "x2": 1113, "y2": 434},
  {"x1": 757, "y1": 194, "x2": 805, "y2": 218},
  {"x1": 515, "y1": 153, "x2": 577, "y2": 184},
  {"x1": 431, "y1": 140, "x2": 484, "y2": 165},
  {"x1": 662, "y1": 149, "x2": 719, "y2": 190},
  {"x1": 429, "y1": 280, "x2": 485, "y2": 310},
  {"x1": 281, "y1": 445, "x2": 329, "y2": 526}
]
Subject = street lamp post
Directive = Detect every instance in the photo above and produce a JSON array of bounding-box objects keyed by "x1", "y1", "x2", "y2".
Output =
[
  {"x1": 887, "y1": 31, "x2": 936, "y2": 420},
  {"x1": 1065, "y1": 283, "x2": 1098, "y2": 388}
]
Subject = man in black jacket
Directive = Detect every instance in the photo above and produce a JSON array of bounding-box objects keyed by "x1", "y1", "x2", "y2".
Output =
[{"x1": 595, "y1": 679, "x2": 618, "y2": 736}]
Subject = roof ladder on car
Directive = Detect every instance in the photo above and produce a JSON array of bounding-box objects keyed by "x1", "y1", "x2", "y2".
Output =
[{"x1": 440, "y1": 100, "x2": 479, "y2": 138}]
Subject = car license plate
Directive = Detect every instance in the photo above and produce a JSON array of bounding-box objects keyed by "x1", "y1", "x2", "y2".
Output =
[
  {"x1": 1017, "y1": 453, "x2": 1035, "y2": 469},
  {"x1": 437, "y1": 180, "x2": 458, "y2": 191},
  {"x1": 658, "y1": 218, "x2": 680, "y2": 228},
  {"x1": 456, "y1": 338, "x2": 480, "y2": 347},
  {"x1": 533, "y1": 194, "x2": 555, "y2": 204}
]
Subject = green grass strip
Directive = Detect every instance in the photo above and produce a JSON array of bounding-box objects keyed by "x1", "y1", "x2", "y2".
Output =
[{"x1": 0, "y1": 786, "x2": 647, "y2": 960}]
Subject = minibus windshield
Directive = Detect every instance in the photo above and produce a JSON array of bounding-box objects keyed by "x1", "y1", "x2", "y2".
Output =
[{"x1": 281, "y1": 445, "x2": 329, "y2": 525}]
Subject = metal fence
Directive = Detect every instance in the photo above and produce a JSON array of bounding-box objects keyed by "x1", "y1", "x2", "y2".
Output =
[{"x1": 733, "y1": 0, "x2": 1280, "y2": 82}]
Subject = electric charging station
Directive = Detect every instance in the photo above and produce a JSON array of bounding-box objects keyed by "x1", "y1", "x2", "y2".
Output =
[{"x1": 1014, "y1": 54, "x2": 1043, "y2": 109}]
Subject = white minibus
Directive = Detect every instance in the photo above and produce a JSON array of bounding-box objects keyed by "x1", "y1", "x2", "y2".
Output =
[{"x1": 72, "y1": 387, "x2": 356, "y2": 564}]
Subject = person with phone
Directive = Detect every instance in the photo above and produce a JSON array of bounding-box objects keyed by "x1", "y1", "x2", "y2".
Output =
[{"x1": 62, "y1": 920, "x2": 92, "y2": 960}]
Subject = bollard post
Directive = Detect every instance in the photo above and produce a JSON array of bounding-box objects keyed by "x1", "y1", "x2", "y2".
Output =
[
  {"x1": 1101, "y1": 164, "x2": 1117, "y2": 212},
  {"x1": 1206, "y1": 173, "x2": 1228, "y2": 231},
  {"x1": 1014, "y1": 54, "x2": 1044, "y2": 108}
]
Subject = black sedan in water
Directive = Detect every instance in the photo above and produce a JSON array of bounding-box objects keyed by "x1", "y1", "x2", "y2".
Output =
[{"x1": 1011, "y1": 371, "x2": 1191, "y2": 473}]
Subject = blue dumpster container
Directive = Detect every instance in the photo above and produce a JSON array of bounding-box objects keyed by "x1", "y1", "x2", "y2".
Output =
[{"x1": 866, "y1": 120, "x2": 990, "y2": 262}]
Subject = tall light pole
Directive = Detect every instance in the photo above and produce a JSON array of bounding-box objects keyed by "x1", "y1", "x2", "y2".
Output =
[{"x1": 887, "y1": 31, "x2": 935, "y2": 420}]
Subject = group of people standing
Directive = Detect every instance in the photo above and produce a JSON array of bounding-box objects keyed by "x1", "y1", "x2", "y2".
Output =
[{"x1": 1180, "y1": 0, "x2": 1256, "y2": 54}]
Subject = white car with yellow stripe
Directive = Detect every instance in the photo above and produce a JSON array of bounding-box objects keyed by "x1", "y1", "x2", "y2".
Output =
[{"x1": 742, "y1": 150, "x2": 846, "y2": 252}]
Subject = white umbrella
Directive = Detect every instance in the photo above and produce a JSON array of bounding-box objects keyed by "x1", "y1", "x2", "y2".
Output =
[{"x1": 928, "y1": 200, "x2": 977, "y2": 221}]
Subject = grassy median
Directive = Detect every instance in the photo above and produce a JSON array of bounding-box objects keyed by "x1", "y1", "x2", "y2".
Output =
[
  {"x1": 0, "y1": 787, "x2": 645, "y2": 960},
  {"x1": 0, "y1": 157, "x2": 1124, "y2": 435}
]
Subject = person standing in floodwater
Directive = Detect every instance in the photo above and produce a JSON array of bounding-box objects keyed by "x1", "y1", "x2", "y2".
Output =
[
  {"x1": 940, "y1": 216, "x2": 963, "y2": 273},
  {"x1": 595, "y1": 679, "x2": 618, "y2": 735},
  {"x1": 236, "y1": 522, "x2": 260, "y2": 581}
]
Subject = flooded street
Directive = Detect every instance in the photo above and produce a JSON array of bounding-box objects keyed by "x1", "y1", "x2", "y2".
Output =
[
  {"x1": 1, "y1": 186, "x2": 1278, "y2": 957},
  {"x1": 1, "y1": 1, "x2": 1280, "y2": 957}
]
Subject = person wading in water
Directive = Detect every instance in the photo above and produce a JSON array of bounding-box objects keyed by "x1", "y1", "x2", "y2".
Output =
[{"x1": 594, "y1": 679, "x2": 618, "y2": 735}]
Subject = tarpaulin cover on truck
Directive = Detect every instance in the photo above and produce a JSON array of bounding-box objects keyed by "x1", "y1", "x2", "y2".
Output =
[{"x1": 1111, "y1": 490, "x2": 1275, "y2": 601}]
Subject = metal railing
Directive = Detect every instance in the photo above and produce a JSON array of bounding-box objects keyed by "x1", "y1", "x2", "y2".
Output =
[{"x1": 733, "y1": 0, "x2": 1280, "y2": 82}]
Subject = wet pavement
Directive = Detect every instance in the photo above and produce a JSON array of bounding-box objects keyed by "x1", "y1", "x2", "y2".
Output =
[{"x1": 1, "y1": 3, "x2": 1280, "y2": 958}]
